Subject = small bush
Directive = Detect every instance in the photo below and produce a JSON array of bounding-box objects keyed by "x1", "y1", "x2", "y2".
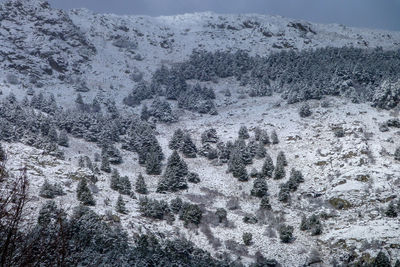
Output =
[
  {"x1": 179, "y1": 203, "x2": 203, "y2": 226},
  {"x1": 139, "y1": 197, "x2": 170, "y2": 220},
  {"x1": 299, "y1": 103, "x2": 312, "y2": 118},
  {"x1": 242, "y1": 232, "x2": 253, "y2": 246},
  {"x1": 279, "y1": 224, "x2": 294, "y2": 243}
]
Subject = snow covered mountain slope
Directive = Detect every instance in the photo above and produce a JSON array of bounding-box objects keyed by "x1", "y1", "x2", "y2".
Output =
[
  {"x1": 1, "y1": 0, "x2": 400, "y2": 266},
  {"x1": 1, "y1": 0, "x2": 400, "y2": 105}
]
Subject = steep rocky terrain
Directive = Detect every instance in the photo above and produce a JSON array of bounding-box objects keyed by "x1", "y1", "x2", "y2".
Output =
[{"x1": 1, "y1": 0, "x2": 400, "y2": 266}]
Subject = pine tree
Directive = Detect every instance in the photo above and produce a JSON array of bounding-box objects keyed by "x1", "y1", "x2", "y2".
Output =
[
  {"x1": 271, "y1": 130, "x2": 279, "y2": 144},
  {"x1": 170, "y1": 197, "x2": 183, "y2": 213},
  {"x1": 75, "y1": 93, "x2": 84, "y2": 109},
  {"x1": 101, "y1": 155, "x2": 111, "y2": 173},
  {"x1": 255, "y1": 142, "x2": 266, "y2": 159},
  {"x1": 78, "y1": 156, "x2": 85, "y2": 168},
  {"x1": 394, "y1": 260, "x2": 400, "y2": 267},
  {"x1": 251, "y1": 177, "x2": 268, "y2": 198},
  {"x1": 279, "y1": 224, "x2": 294, "y2": 243},
  {"x1": 260, "y1": 195, "x2": 271, "y2": 210},
  {"x1": 181, "y1": 134, "x2": 197, "y2": 158},
  {"x1": 110, "y1": 169, "x2": 121, "y2": 191},
  {"x1": 146, "y1": 151, "x2": 162, "y2": 175},
  {"x1": 259, "y1": 130, "x2": 270, "y2": 145},
  {"x1": 395, "y1": 146, "x2": 400, "y2": 161},
  {"x1": 277, "y1": 151, "x2": 288, "y2": 166},
  {"x1": 385, "y1": 201, "x2": 398, "y2": 217},
  {"x1": 48, "y1": 127, "x2": 58, "y2": 143},
  {"x1": 187, "y1": 172, "x2": 200, "y2": 183},
  {"x1": 39, "y1": 179, "x2": 55, "y2": 199},
  {"x1": 260, "y1": 153, "x2": 274, "y2": 178},
  {"x1": 116, "y1": 195, "x2": 127, "y2": 214},
  {"x1": 299, "y1": 103, "x2": 312, "y2": 118},
  {"x1": 119, "y1": 176, "x2": 132, "y2": 195},
  {"x1": 169, "y1": 128, "x2": 184, "y2": 150},
  {"x1": 77, "y1": 178, "x2": 95, "y2": 206},
  {"x1": 238, "y1": 126, "x2": 250, "y2": 139},
  {"x1": 140, "y1": 104, "x2": 150, "y2": 121},
  {"x1": 274, "y1": 160, "x2": 286, "y2": 180},
  {"x1": 135, "y1": 173, "x2": 148, "y2": 194},
  {"x1": 157, "y1": 150, "x2": 188, "y2": 193},
  {"x1": 229, "y1": 149, "x2": 248, "y2": 181},
  {"x1": 242, "y1": 232, "x2": 252, "y2": 246},
  {"x1": 58, "y1": 129, "x2": 69, "y2": 147},
  {"x1": 254, "y1": 127, "x2": 262, "y2": 141},
  {"x1": 0, "y1": 144, "x2": 5, "y2": 162},
  {"x1": 374, "y1": 252, "x2": 391, "y2": 267},
  {"x1": 278, "y1": 184, "x2": 291, "y2": 203}
]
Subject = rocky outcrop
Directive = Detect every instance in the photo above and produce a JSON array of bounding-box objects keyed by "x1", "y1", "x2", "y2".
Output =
[{"x1": 0, "y1": 0, "x2": 95, "y2": 84}]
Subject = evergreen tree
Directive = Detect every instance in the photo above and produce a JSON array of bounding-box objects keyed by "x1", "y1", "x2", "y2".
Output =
[
  {"x1": 385, "y1": 201, "x2": 398, "y2": 218},
  {"x1": 277, "y1": 151, "x2": 288, "y2": 166},
  {"x1": 110, "y1": 169, "x2": 121, "y2": 191},
  {"x1": 271, "y1": 130, "x2": 279, "y2": 144},
  {"x1": 101, "y1": 155, "x2": 111, "y2": 173},
  {"x1": 187, "y1": 172, "x2": 201, "y2": 183},
  {"x1": 278, "y1": 184, "x2": 291, "y2": 203},
  {"x1": 279, "y1": 224, "x2": 294, "y2": 243},
  {"x1": 201, "y1": 128, "x2": 219, "y2": 143},
  {"x1": 170, "y1": 197, "x2": 183, "y2": 214},
  {"x1": 146, "y1": 151, "x2": 162, "y2": 175},
  {"x1": 242, "y1": 232, "x2": 253, "y2": 246},
  {"x1": 394, "y1": 260, "x2": 400, "y2": 267},
  {"x1": 251, "y1": 177, "x2": 269, "y2": 198},
  {"x1": 119, "y1": 176, "x2": 132, "y2": 195},
  {"x1": 260, "y1": 153, "x2": 274, "y2": 178},
  {"x1": 228, "y1": 149, "x2": 248, "y2": 181},
  {"x1": 135, "y1": 173, "x2": 148, "y2": 194},
  {"x1": 157, "y1": 151, "x2": 188, "y2": 193},
  {"x1": 58, "y1": 129, "x2": 69, "y2": 147},
  {"x1": 287, "y1": 168, "x2": 304, "y2": 192},
  {"x1": 75, "y1": 93, "x2": 85, "y2": 110},
  {"x1": 116, "y1": 195, "x2": 128, "y2": 214},
  {"x1": 260, "y1": 195, "x2": 272, "y2": 210},
  {"x1": 181, "y1": 134, "x2": 197, "y2": 158},
  {"x1": 48, "y1": 127, "x2": 58, "y2": 143},
  {"x1": 215, "y1": 208, "x2": 227, "y2": 223},
  {"x1": 274, "y1": 160, "x2": 286, "y2": 180},
  {"x1": 76, "y1": 178, "x2": 95, "y2": 206},
  {"x1": 299, "y1": 103, "x2": 312, "y2": 118},
  {"x1": 39, "y1": 179, "x2": 55, "y2": 199},
  {"x1": 0, "y1": 144, "x2": 5, "y2": 162},
  {"x1": 238, "y1": 126, "x2": 250, "y2": 139},
  {"x1": 259, "y1": 130, "x2": 270, "y2": 145},
  {"x1": 255, "y1": 142, "x2": 266, "y2": 159},
  {"x1": 395, "y1": 146, "x2": 400, "y2": 161},
  {"x1": 140, "y1": 104, "x2": 150, "y2": 121},
  {"x1": 254, "y1": 127, "x2": 262, "y2": 141},
  {"x1": 91, "y1": 97, "x2": 102, "y2": 113},
  {"x1": 78, "y1": 156, "x2": 85, "y2": 168},
  {"x1": 373, "y1": 252, "x2": 391, "y2": 267},
  {"x1": 169, "y1": 128, "x2": 184, "y2": 150}
]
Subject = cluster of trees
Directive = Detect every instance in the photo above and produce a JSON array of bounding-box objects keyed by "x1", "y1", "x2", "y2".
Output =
[
  {"x1": 139, "y1": 196, "x2": 203, "y2": 226},
  {"x1": 0, "y1": 91, "x2": 164, "y2": 173},
  {"x1": 151, "y1": 47, "x2": 400, "y2": 109},
  {"x1": 1, "y1": 199, "x2": 224, "y2": 266},
  {"x1": 300, "y1": 214, "x2": 323, "y2": 236},
  {"x1": 278, "y1": 168, "x2": 305, "y2": 203},
  {"x1": 124, "y1": 70, "x2": 218, "y2": 117}
]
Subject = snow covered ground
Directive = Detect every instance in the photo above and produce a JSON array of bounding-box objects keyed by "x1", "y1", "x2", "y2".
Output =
[{"x1": 1, "y1": 1, "x2": 400, "y2": 265}]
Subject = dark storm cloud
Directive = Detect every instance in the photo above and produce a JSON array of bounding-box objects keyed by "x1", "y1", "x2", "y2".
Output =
[{"x1": 45, "y1": 0, "x2": 400, "y2": 31}]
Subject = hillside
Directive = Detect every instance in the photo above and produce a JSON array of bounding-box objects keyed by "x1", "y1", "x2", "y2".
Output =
[{"x1": 1, "y1": 0, "x2": 400, "y2": 266}]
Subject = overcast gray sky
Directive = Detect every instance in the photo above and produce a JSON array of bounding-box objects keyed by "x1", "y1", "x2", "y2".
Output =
[{"x1": 44, "y1": 0, "x2": 400, "y2": 31}]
